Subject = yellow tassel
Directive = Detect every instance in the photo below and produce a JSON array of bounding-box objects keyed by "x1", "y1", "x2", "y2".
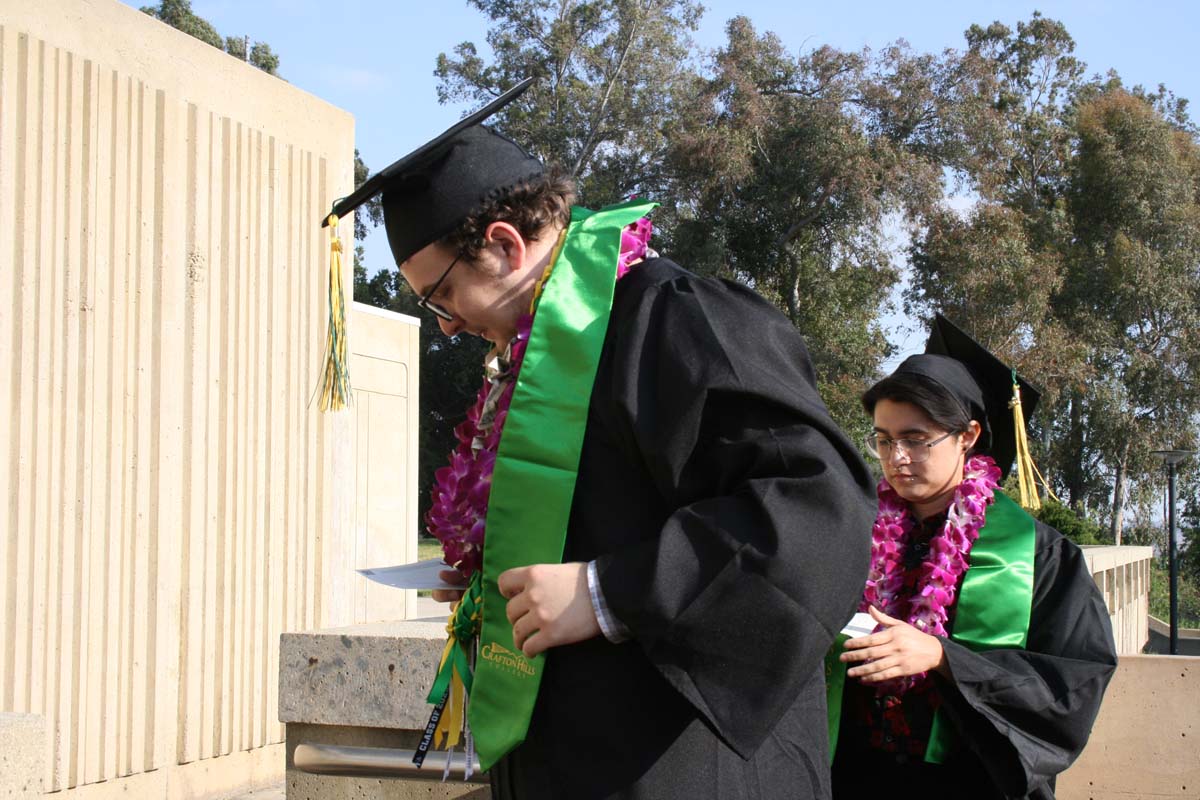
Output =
[
  {"x1": 529, "y1": 227, "x2": 569, "y2": 312},
  {"x1": 318, "y1": 213, "x2": 351, "y2": 412},
  {"x1": 434, "y1": 667, "x2": 466, "y2": 750},
  {"x1": 431, "y1": 613, "x2": 468, "y2": 750},
  {"x1": 1008, "y1": 377, "x2": 1059, "y2": 510}
]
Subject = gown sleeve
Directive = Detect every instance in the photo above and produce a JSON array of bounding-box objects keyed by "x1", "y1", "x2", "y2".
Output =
[
  {"x1": 593, "y1": 265, "x2": 876, "y2": 759},
  {"x1": 935, "y1": 522, "x2": 1118, "y2": 796}
]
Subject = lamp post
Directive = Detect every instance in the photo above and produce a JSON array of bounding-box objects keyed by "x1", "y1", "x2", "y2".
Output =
[{"x1": 1150, "y1": 449, "x2": 1194, "y2": 655}]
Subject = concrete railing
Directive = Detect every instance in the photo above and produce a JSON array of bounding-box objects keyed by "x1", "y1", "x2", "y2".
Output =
[{"x1": 1082, "y1": 545, "x2": 1154, "y2": 655}]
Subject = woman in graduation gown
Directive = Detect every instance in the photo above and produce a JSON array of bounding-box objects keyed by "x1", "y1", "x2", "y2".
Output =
[{"x1": 829, "y1": 315, "x2": 1118, "y2": 799}]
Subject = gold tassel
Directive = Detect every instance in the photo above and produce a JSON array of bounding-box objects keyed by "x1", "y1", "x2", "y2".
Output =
[
  {"x1": 431, "y1": 612, "x2": 470, "y2": 750},
  {"x1": 318, "y1": 213, "x2": 351, "y2": 412},
  {"x1": 1008, "y1": 374, "x2": 1059, "y2": 510},
  {"x1": 434, "y1": 667, "x2": 467, "y2": 750}
]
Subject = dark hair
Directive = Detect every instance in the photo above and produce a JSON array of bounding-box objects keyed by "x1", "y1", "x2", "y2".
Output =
[
  {"x1": 862, "y1": 371, "x2": 972, "y2": 435},
  {"x1": 438, "y1": 165, "x2": 576, "y2": 260}
]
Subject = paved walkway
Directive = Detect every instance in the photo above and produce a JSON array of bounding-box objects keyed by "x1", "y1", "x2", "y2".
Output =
[{"x1": 226, "y1": 782, "x2": 285, "y2": 800}]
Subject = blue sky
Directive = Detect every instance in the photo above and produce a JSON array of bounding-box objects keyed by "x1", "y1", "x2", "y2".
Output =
[{"x1": 128, "y1": 0, "x2": 1200, "y2": 359}]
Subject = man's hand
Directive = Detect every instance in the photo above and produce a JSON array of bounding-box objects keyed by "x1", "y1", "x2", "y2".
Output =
[
  {"x1": 839, "y1": 605, "x2": 948, "y2": 683},
  {"x1": 498, "y1": 562, "x2": 600, "y2": 658}
]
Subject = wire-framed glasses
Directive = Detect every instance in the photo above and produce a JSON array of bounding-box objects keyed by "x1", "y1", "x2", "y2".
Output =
[
  {"x1": 864, "y1": 431, "x2": 956, "y2": 462},
  {"x1": 415, "y1": 251, "x2": 464, "y2": 322}
]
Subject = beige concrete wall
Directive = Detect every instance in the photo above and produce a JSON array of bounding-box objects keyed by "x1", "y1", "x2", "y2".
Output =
[
  {"x1": 1082, "y1": 546, "x2": 1153, "y2": 655},
  {"x1": 0, "y1": 0, "x2": 377, "y2": 796},
  {"x1": 1059, "y1": 655, "x2": 1198, "y2": 799},
  {"x1": 0, "y1": 713, "x2": 46, "y2": 798},
  {"x1": 345, "y1": 303, "x2": 421, "y2": 623}
]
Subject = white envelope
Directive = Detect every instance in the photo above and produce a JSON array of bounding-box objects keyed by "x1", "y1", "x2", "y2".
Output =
[
  {"x1": 840, "y1": 612, "x2": 877, "y2": 639},
  {"x1": 357, "y1": 559, "x2": 462, "y2": 591}
]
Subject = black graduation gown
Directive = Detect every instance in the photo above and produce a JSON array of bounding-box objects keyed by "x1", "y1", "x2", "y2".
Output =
[
  {"x1": 489, "y1": 258, "x2": 875, "y2": 799},
  {"x1": 831, "y1": 520, "x2": 1118, "y2": 799}
]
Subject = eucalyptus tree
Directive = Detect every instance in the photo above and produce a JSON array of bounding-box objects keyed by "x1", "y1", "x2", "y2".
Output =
[
  {"x1": 434, "y1": 0, "x2": 704, "y2": 206},
  {"x1": 664, "y1": 18, "x2": 949, "y2": 430}
]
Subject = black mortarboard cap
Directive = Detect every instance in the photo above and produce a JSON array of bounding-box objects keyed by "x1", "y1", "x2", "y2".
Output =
[
  {"x1": 892, "y1": 314, "x2": 1041, "y2": 478},
  {"x1": 322, "y1": 78, "x2": 543, "y2": 265}
]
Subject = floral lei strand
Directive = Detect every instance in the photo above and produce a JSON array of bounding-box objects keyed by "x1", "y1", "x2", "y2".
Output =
[
  {"x1": 860, "y1": 453, "x2": 1002, "y2": 696},
  {"x1": 424, "y1": 216, "x2": 654, "y2": 579}
]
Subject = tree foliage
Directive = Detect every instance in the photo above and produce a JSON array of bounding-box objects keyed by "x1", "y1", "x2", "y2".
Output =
[
  {"x1": 352, "y1": 150, "x2": 384, "y2": 242},
  {"x1": 907, "y1": 14, "x2": 1200, "y2": 540},
  {"x1": 661, "y1": 18, "x2": 953, "y2": 428},
  {"x1": 346, "y1": 4, "x2": 1199, "y2": 539},
  {"x1": 1180, "y1": 499, "x2": 1200, "y2": 586},
  {"x1": 140, "y1": 0, "x2": 222, "y2": 48},
  {"x1": 1060, "y1": 89, "x2": 1200, "y2": 539},
  {"x1": 435, "y1": 0, "x2": 703, "y2": 205},
  {"x1": 141, "y1": 0, "x2": 281, "y2": 76},
  {"x1": 1150, "y1": 565, "x2": 1200, "y2": 629},
  {"x1": 1033, "y1": 497, "x2": 1105, "y2": 546}
]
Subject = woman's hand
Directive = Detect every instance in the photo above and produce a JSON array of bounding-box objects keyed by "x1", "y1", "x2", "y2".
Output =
[{"x1": 839, "y1": 606, "x2": 948, "y2": 683}]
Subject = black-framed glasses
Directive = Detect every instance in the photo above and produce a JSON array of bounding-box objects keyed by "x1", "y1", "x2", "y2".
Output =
[
  {"x1": 865, "y1": 431, "x2": 956, "y2": 462},
  {"x1": 415, "y1": 251, "x2": 464, "y2": 322}
]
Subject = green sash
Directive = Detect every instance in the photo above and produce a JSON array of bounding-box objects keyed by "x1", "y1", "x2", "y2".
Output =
[
  {"x1": 468, "y1": 199, "x2": 658, "y2": 771},
  {"x1": 826, "y1": 490, "x2": 1036, "y2": 764}
]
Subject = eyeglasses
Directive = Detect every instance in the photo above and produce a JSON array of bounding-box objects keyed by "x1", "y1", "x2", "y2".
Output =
[
  {"x1": 415, "y1": 251, "x2": 464, "y2": 322},
  {"x1": 865, "y1": 431, "x2": 956, "y2": 462}
]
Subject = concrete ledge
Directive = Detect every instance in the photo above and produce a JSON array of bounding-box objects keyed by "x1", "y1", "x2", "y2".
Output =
[
  {"x1": 0, "y1": 713, "x2": 45, "y2": 798},
  {"x1": 279, "y1": 621, "x2": 448, "y2": 730},
  {"x1": 280, "y1": 623, "x2": 490, "y2": 798},
  {"x1": 1058, "y1": 655, "x2": 1199, "y2": 799},
  {"x1": 1079, "y1": 545, "x2": 1153, "y2": 572},
  {"x1": 281, "y1": 629, "x2": 1198, "y2": 799}
]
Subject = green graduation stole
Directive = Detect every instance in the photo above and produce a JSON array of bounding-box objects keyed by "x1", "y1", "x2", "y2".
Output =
[
  {"x1": 466, "y1": 199, "x2": 658, "y2": 771},
  {"x1": 825, "y1": 490, "x2": 1036, "y2": 764}
]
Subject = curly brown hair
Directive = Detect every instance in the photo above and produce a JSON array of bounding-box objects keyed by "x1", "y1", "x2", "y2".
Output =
[{"x1": 438, "y1": 165, "x2": 576, "y2": 260}]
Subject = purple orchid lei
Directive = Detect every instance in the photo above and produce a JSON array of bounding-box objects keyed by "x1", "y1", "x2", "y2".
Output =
[
  {"x1": 424, "y1": 217, "x2": 654, "y2": 578},
  {"x1": 860, "y1": 453, "x2": 1002, "y2": 695}
]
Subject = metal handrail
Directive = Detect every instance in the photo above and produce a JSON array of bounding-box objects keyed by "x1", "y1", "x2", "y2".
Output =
[{"x1": 293, "y1": 743, "x2": 488, "y2": 784}]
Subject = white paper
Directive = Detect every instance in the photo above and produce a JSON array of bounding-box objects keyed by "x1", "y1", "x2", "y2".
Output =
[
  {"x1": 357, "y1": 559, "x2": 461, "y2": 591},
  {"x1": 840, "y1": 612, "x2": 877, "y2": 639}
]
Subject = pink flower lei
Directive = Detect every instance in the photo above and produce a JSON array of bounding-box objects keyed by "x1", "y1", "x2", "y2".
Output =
[
  {"x1": 860, "y1": 453, "x2": 1002, "y2": 695},
  {"x1": 425, "y1": 217, "x2": 654, "y2": 577}
]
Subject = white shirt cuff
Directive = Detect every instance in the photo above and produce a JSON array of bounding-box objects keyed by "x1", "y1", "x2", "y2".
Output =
[{"x1": 587, "y1": 560, "x2": 631, "y2": 643}]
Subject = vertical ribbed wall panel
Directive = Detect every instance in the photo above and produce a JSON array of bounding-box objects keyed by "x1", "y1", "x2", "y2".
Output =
[{"x1": 0, "y1": 2, "x2": 356, "y2": 792}]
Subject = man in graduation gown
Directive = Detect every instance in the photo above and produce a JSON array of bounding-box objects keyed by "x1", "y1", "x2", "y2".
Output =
[{"x1": 327, "y1": 80, "x2": 874, "y2": 799}]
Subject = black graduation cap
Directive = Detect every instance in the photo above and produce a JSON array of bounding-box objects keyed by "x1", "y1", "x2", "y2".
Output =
[
  {"x1": 893, "y1": 314, "x2": 1041, "y2": 478},
  {"x1": 322, "y1": 78, "x2": 543, "y2": 266}
]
